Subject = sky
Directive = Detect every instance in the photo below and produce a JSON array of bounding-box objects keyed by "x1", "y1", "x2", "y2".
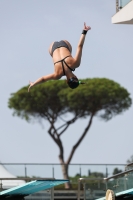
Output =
[{"x1": 0, "y1": 0, "x2": 133, "y2": 178}]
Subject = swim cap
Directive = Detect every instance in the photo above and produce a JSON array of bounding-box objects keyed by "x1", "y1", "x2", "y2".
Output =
[{"x1": 67, "y1": 77, "x2": 79, "y2": 89}]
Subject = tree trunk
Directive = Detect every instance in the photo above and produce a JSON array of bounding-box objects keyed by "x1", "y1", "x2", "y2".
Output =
[
  {"x1": 60, "y1": 163, "x2": 71, "y2": 189},
  {"x1": 58, "y1": 114, "x2": 94, "y2": 189}
]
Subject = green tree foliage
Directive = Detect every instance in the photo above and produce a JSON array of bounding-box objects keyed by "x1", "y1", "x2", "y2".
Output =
[
  {"x1": 127, "y1": 155, "x2": 133, "y2": 164},
  {"x1": 8, "y1": 78, "x2": 132, "y2": 188},
  {"x1": 112, "y1": 168, "x2": 122, "y2": 175},
  {"x1": 88, "y1": 171, "x2": 104, "y2": 178},
  {"x1": 126, "y1": 155, "x2": 133, "y2": 170}
]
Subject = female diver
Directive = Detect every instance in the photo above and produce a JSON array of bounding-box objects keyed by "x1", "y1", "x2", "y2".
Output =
[{"x1": 28, "y1": 22, "x2": 91, "y2": 92}]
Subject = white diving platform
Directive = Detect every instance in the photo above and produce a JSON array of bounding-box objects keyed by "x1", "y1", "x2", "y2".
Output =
[{"x1": 112, "y1": 0, "x2": 133, "y2": 24}]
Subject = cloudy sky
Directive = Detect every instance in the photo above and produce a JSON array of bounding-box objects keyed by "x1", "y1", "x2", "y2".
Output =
[{"x1": 0, "y1": 0, "x2": 133, "y2": 177}]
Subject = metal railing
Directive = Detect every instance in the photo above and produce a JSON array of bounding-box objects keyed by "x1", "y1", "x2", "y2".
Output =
[
  {"x1": 78, "y1": 163, "x2": 133, "y2": 200},
  {"x1": 104, "y1": 168, "x2": 133, "y2": 182},
  {"x1": 0, "y1": 163, "x2": 133, "y2": 200},
  {"x1": 0, "y1": 163, "x2": 126, "y2": 180},
  {"x1": 125, "y1": 162, "x2": 133, "y2": 170},
  {"x1": 103, "y1": 167, "x2": 133, "y2": 194}
]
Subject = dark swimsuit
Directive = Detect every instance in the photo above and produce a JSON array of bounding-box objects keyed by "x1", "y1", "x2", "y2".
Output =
[{"x1": 52, "y1": 40, "x2": 75, "y2": 76}]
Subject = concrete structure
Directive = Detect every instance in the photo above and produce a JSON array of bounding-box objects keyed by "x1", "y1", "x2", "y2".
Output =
[{"x1": 112, "y1": 0, "x2": 133, "y2": 24}]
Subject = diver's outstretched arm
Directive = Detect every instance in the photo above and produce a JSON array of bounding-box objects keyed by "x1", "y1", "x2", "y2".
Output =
[
  {"x1": 74, "y1": 22, "x2": 91, "y2": 67},
  {"x1": 28, "y1": 73, "x2": 61, "y2": 92}
]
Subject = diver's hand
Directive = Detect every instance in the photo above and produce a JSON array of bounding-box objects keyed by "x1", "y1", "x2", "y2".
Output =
[
  {"x1": 83, "y1": 22, "x2": 91, "y2": 31},
  {"x1": 28, "y1": 81, "x2": 34, "y2": 92}
]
